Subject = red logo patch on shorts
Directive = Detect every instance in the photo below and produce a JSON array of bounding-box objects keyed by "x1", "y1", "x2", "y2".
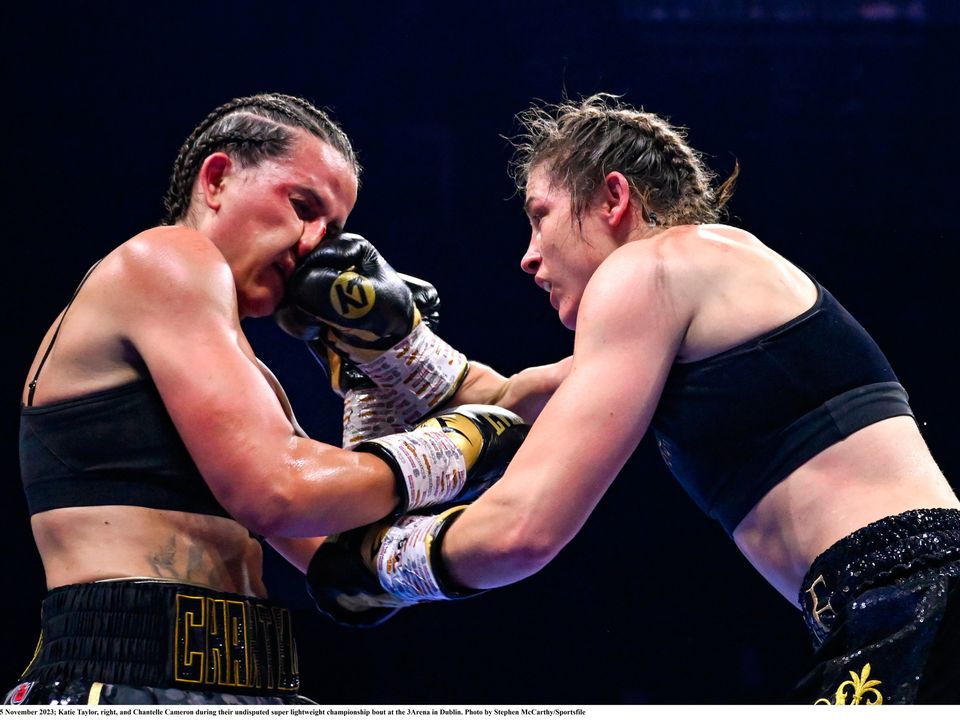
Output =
[{"x1": 10, "y1": 682, "x2": 33, "y2": 704}]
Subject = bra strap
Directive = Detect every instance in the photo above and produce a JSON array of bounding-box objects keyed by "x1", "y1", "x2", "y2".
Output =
[{"x1": 26, "y1": 259, "x2": 103, "y2": 406}]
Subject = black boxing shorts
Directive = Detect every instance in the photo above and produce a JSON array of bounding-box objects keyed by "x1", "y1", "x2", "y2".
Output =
[
  {"x1": 790, "y1": 508, "x2": 960, "y2": 704},
  {"x1": 3, "y1": 579, "x2": 314, "y2": 705}
]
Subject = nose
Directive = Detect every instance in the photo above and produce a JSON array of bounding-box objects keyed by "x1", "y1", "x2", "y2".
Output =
[
  {"x1": 296, "y1": 221, "x2": 328, "y2": 259},
  {"x1": 520, "y1": 231, "x2": 541, "y2": 275}
]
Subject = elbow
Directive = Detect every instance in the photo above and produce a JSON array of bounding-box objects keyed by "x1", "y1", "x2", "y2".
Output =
[
  {"x1": 235, "y1": 504, "x2": 288, "y2": 538},
  {"x1": 209, "y1": 441, "x2": 397, "y2": 538},
  {"x1": 219, "y1": 482, "x2": 297, "y2": 538},
  {"x1": 449, "y1": 514, "x2": 563, "y2": 589},
  {"x1": 496, "y1": 525, "x2": 562, "y2": 580}
]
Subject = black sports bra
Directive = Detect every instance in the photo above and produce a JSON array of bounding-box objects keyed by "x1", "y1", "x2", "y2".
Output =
[
  {"x1": 20, "y1": 378, "x2": 230, "y2": 517},
  {"x1": 650, "y1": 275, "x2": 913, "y2": 535},
  {"x1": 20, "y1": 259, "x2": 229, "y2": 518}
]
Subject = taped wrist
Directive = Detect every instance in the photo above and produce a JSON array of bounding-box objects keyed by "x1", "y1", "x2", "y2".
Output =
[
  {"x1": 358, "y1": 322, "x2": 469, "y2": 423},
  {"x1": 341, "y1": 386, "x2": 417, "y2": 449},
  {"x1": 376, "y1": 506, "x2": 479, "y2": 602},
  {"x1": 355, "y1": 429, "x2": 467, "y2": 511}
]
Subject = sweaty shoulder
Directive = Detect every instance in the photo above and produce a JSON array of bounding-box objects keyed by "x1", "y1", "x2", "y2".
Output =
[
  {"x1": 108, "y1": 226, "x2": 237, "y2": 320},
  {"x1": 614, "y1": 224, "x2": 771, "y2": 292},
  {"x1": 622, "y1": 224, "x2": 816, "y2": 363},
  {"x1": 578, "y1": 224, "x2": 778, "y2": 357}
]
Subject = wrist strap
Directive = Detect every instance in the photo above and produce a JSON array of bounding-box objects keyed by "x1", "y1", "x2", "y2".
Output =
[
  {"x1": 358, "y1": 322, "x2": 468, "y2": 423},
  {"x1": 376, "y1": 506, "x2": 474, "y2": 602},
  {"x1": 359, "y1": 429, "x2": 467, "y2": 510}
]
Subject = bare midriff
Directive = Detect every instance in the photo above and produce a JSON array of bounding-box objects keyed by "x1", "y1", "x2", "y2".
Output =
[
  {"x1": 733, "y1": 415, "x2": 959, "y2": 605},
  {"x1": 32, "y1": 505, "x2": 267, "y2": 597}
]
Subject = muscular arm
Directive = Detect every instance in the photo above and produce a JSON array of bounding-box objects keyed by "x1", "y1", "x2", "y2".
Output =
[
  {"x1": 259, "y1": 359, "x2": 567, "y2": 581},
  {"x1": 119, "y1": 228, "x2": 398, "y2": 538},
  {"x1": 439, "y1": 245, "x2": 692, "y2": 588}
]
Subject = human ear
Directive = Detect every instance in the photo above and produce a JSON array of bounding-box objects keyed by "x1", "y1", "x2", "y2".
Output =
[
  {"x1": 197, "y1": 152, "x2": 232, "y2": 211},
  {"x1": 602, "y1": 171, "x2": 632, "y2": 227}
]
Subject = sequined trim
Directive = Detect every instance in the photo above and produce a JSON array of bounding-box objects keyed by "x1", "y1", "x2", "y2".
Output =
[{"x1": 798, "y1": 508, "x2": 960, "y2": 647}]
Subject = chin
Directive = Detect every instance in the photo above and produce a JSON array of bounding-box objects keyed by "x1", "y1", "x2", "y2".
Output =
[
  {"x1": 239, "y1": 289, "x2": 281, "y2": 319},
  {"x1": 558, "y1": 305, "x2": 578, "y2": 331},
  {"x1": 244, "y1": 306, "x2": 274, "y2": 319}
]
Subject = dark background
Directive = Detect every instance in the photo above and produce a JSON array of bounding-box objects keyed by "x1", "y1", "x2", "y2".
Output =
[{"x1": 5, "y1": 0, "x2": 959, "y2": 704}]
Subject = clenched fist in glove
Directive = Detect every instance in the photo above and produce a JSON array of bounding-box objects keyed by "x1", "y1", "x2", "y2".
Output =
[
  {"x1": 275, "y1": 232, "x2": 469, "y2": 427},
  {"x1": 276, "y1": 233, "x2": 416, "y2": 358},
  {"x1": 306, "y1": 504, "x2": 473, "y2": 628},
  {"x1": 301, "y1": 273, "x2": 444, "y2": 447}
]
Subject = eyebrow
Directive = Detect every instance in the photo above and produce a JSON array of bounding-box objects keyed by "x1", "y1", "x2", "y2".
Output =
[{"x1": 523, "y1": 196, "x2": 537, "y2": 216}]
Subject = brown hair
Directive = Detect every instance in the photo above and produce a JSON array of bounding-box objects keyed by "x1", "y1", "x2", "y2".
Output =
[{"x1": 510, "y1": 93, "x2": 737, "y2": 226}]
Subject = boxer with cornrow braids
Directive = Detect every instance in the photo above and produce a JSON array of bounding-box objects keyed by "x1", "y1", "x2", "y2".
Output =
[
  {"x1": 162, "y1": 93, "x2": 360, "y2": 225},
  {"x1": 9, "y1": 93, "x2": 532, "y2": 705}
]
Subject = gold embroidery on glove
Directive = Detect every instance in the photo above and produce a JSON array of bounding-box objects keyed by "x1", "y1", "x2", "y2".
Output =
[{"x1": 814, "y1": 663, "x2": 883, "y2": 705}]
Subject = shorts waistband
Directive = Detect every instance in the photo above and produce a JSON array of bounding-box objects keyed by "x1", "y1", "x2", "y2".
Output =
[
  {"x1": 22, "y1": 579, "x2": 300, "y2": 695},
  {"x1": 798, "y1": 508, "x2": 960, "y2": 648}
]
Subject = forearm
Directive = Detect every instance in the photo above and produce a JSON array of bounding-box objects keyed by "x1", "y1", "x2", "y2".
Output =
[
  {"x1": 452, "y1": 356, "x2": 572, "y2": 422},
  {"x1": 223, "y1": 439, "x2": 399, "y2": 538},
  {"x1": 286, "y1": 403, "x2": 529, "y2": 627},
  {"x1": 436, "y1": 351, "x2": 644, "y2": 590},
  {"x1": 437, "y1": 494, "x2": 556, "y2": 589}
]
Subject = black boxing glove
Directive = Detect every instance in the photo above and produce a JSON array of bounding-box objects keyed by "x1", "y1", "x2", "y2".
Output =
[
  {"x1": 355, "y1": 404, "x2": 528, "y2": 511},
  {"x1": 275, "y1": 233, "x2": 417, "y2": 360},
  {"x1": 304, "y1": 274, "x2": 445, "y2": 447},
  {"x1": 305, "y1": 523, "x2": 404, "y2": 628},
  {"x1": 396, "y1": 272, "x2": 441, "y2": 331},
  {"x1": 302, "y1": 271, "x2": 443, "y2": 396},
  {"x1": 275, "y1": 233, "x2": 468, "y2": 422},
  {"x1": 306, "y1": 505, "x2": 478, "y2": 628}
]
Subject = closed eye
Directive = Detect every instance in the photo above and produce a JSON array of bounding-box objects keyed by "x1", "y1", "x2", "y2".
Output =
[{"x1": 291, "y1": 197, "x2": 319, "y2": 222}]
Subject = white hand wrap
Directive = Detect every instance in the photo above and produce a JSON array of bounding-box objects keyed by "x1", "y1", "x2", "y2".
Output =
[
  {"x1": 358, "y1": 322, "x2": 468, "y2": 424},
  {"x1": 341, "y1": 386, "x2": 417, "y2": 449},
  {"x1": 376, "y1": 507, "x2": 465, "y2": 602},
  {"x1": 364, "y1": 429, "x2": 467, "y2": 510}
]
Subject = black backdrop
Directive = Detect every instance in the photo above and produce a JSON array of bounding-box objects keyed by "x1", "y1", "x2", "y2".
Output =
[{"x1": 5, "y1": 0, "x2": 959, "y2": 704}]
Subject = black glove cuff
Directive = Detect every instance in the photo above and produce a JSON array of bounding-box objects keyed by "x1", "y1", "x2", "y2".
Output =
[{"x1": 352, "y1": 440, "x2": 411, "y2": 514}]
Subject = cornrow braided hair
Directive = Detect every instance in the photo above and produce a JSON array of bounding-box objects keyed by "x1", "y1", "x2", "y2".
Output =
[
  {"x1": 510, "y1": 93, "x2": 737, "y2": 227},
  {"x1": 162, "y1": 93, "x2": 360, "y2": 225}
]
